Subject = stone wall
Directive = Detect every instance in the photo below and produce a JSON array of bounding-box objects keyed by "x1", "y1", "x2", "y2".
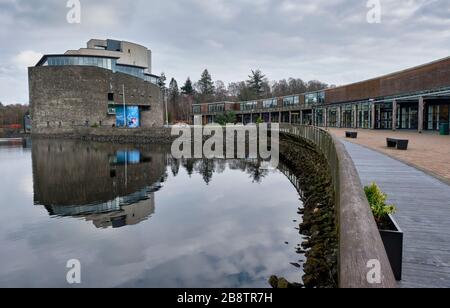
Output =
[
  {"x1": 32, "y1": 127, "x2": 176, "y2": 144},
  {"x1": 28, "y1": 66, "x2": 164, "y2": 133}
]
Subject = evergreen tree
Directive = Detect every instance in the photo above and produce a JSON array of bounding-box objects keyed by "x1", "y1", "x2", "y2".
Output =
[
  {"x1": 169, "y1": 78, "x2": 179, "y2": 102},
  {"x1": 247, "y1": 69, "x2": 266, "y2": 99},
  {"x1": 158, "y1": 72, "x2": 167, "y2": 89},
  {"x1": 181, "y1": 77, "x2": 194, "y2": 95},
  {"x1": 197, "y1": 69, "x2": 215, "y2": 96}
]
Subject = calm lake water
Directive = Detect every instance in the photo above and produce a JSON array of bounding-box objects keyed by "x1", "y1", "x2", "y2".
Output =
[{"x1": 0, "y1": 139, "x2": 304, "y2": 288}]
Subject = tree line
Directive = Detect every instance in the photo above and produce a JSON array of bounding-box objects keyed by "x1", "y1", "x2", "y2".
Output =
[
  {"x1": 0, "y1": 102, "x2": 29, "y2": 128},
  {"x1": 158, "y1": 69, "x2": 330, "y2": 123}
]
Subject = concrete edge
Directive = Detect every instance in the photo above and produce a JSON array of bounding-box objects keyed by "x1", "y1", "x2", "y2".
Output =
[{"x1": 331, "y1": 135, "x2": 397, "y2": 288}]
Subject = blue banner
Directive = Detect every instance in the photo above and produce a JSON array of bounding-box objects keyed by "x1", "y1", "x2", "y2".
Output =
[
  {"x1": 115, "y1": 106, "x2": 140, "y2": 128},
  {"x1": 126, "y1": 106, "x2": 140, "y2": 128}
]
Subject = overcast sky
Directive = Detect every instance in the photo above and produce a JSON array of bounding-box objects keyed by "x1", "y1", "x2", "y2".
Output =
[{"x1": 0, "y1": 0, "x2": 449, "y2": 105}]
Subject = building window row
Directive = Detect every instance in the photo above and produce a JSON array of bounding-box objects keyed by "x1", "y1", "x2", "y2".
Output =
[
  {"x1": 208, "y1": 104, "x2": 225, "y2": 113},
  {"x1": 305, "y1": 91, "x2": 325, "y2": 105},
  {"x1": 283, "y1": 96, "x2": 300, "y2": 107},
  {"x1": 44, "y1": 56, "x2": 115, "y2": 71},
  {"x1": 240, "y1": 101, "x2": 258, "y2": 111},
  {"x1": 263, "y1": 98, "x2": 278, "y2": 109},
  {"x1": 115, "y1": 64, "x2": 144, "y2": 80},
  {"x1": 41, "y1": 56, "x2": 160, "y2": 85}
]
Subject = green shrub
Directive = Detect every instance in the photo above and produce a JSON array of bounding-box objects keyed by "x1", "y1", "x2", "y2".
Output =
[
  {"x1": 216, "y1": 112, "x2": 237, "y2": 126},
  {"x1": 256, "y1": 116, "x2": 264, "y2": 124},
  {"x1": 364, "y1": 182, "x2": 396, "y2": 225}
]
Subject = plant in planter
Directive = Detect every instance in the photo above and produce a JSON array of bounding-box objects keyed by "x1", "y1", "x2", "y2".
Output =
[{"x1": 365, "y1": 182, "x2": 403, "y2": 281}]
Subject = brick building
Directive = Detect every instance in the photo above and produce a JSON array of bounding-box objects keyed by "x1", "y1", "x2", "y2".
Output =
[{"x1": 193, "y1": 57, "x2": 450, "y2": 132}]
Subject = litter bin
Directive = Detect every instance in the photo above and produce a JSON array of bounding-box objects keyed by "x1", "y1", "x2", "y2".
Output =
[{"x1": 440, "y1": 123, "x2": 449, "y2": 136}]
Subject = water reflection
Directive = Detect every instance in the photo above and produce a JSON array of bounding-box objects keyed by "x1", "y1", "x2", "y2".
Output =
[
  {"x1": 0, "y1": 139, "x2": 303, "y2": 288},
  {"x1": 32, "y1": 139, "x2": 273, "y2": 229},
  {"x1": 32, "y1": 140, "x2": 167, "y2": 229}
]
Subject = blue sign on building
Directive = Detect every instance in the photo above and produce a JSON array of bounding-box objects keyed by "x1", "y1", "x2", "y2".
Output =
[{"x1": 115, "y1": 106, "x2": 140, "y2": 128}]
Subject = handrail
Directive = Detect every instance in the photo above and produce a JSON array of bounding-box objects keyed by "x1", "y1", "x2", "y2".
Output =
[{"x1": 279, "y1": 124, "x2": 397, "y2": 288}]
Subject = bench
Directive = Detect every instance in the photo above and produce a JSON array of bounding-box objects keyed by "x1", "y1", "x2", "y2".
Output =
[
  {"x1": 387, "y1": 138, "x2": 409, "y2": 150},
  {"x1": 346, "y1": 131, "x2": 358, "y2": 139}
]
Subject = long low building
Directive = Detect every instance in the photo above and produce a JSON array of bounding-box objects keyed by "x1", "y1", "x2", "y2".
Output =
[
  {"x1": 193, "y1": 57, "x2": 450, "y2": 132},
  {"x1": 29, "y1": 39, "x2": 164, "y2": 133}
]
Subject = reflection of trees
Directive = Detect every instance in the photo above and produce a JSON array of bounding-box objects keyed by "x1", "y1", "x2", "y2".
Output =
[
  {"x1": 198, "y1": 159, "x2": 215, "y2": 185},
  {"x1": 215, "y1": 160, "x2": 227, "y2": 174},
  {"x1": 170, "y1": 158, "x2": 181, "y2": 176},
  {"x1": 176, "y1": 157, "x2": 268, "y2": 185},
  {"x1": 246, "y1": 160, "x2": 269, "y2": 183},
  {"x1": 182, "y1": 159, "x2": 195, "y2": 177}
]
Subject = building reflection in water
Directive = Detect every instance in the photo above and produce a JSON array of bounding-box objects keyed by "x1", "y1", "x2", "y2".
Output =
[
  {"x1": 32, "y1": 139, "x2": 274, "y2": 229},
  {"x1": 32, "y1": 139, "x2": 169, "y2": 229}
]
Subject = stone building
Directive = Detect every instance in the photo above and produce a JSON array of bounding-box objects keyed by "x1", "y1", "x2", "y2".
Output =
[{"x1": 28, "y1": 39, "x2": 164, "y2": 133}]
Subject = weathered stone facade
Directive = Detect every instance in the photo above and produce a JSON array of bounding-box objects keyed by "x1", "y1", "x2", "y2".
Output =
[{"x1": 29, "y1": 66, "x2": 164, "y2": 133}]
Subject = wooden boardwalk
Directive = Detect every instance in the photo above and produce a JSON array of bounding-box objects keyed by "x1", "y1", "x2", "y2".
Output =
[{"x1": 342, "y1": 140, "x2": 450, "y2": 288}]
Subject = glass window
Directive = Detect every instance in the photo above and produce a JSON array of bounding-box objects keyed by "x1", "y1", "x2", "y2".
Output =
[
  {"x1": 318, "y1": 91, "x2": 325, "y2": 104},
  {"x1": 283, "y1": 96, "x2": 299, "y2": 107},
  {"x1": 208, "y1": 104, "x2": 225, "y2": 113},
  {"x1": 240, "y1": 101, "x2": 257, "y2": 111},
  {"x1": 305, "y1": 93, "x2": 318, "y2": 105},
  {"x1": 193, "y1": 105, "x2": 201, "y2": 114},
  {"x1": 263, "y1": 98, "x2": 277, "y2": 109},
  {"x1": 108, "y1": 105, "x2": 116, "y2": 115}
]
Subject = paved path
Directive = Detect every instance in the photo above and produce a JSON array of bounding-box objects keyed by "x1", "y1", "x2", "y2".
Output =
[
  {"x1": 341, "y1": 140, "x2": 450, "y2": 288},
  {"x1": 329, "y1": 128, "x2": 450, "y2": 184}
]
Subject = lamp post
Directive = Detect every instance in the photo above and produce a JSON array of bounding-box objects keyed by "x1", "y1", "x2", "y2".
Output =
[
  {"x1": 164, "y1": 88, "x2": 169, "y2": 126},
  {"x1": 122, "y1": 84, "x2": 126, "y2": 128}
]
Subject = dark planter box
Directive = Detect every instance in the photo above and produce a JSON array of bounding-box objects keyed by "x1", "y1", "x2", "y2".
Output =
[
  {"x1": 346, "y1": 131, "x2": 358, "y2": 139},
  {"x1": 396, "y1": 140, "x2": 409, "y2": 150},
  {"x1": 379, "y1": 214, "x2": 403, "y2": 281},
  {"x1": 386, "y1": 138, "x2": 409, "y2": 150}
]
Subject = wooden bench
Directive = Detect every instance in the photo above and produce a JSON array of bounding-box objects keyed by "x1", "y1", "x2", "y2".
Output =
[
  {"x1": 387, "y1": 138, "x2": 409, "y2": 150},
  {"x1": 346, "y1": 131, "x2": 358, "y2": 139}
]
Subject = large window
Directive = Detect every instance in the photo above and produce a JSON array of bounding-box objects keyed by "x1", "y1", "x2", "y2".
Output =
[
  {"x1": 45, "y1": 56, "x2": 115, "y2": 71},
  {"x1": 328, "y1": 107, "x2": 338, "y2": 127},
  {"x1": 263, "y1": 98, "x2": 278, "y2": 109},
  {"x1": 305, "y1": 93, "x2": 318, "y2": 105},
  {"x1": 116, "y1": 65, "x2": 144, "y2": 80},
  {"x1": 42, "y1": 56, "x2": 160, "y2": 85},
  {"x1": 305, "y1": 92, "x2": 325, "y2": 105},
  {"x1": 318, "y1": 91, "x2": 325, "y2": 104},
  {"x1": 341, "y1": 105, "x2": 353, "y2": 128},
  {"x1": 283, "y1": 96, "x2": 299, "y2": 107},
  {"x1": 193, "y1": 105, "x2": 201, "y2": 114},
  {"x1": 144, "y1": 74, "x2": 160, "y2": 85},
  {"x1": 208, "y1": 104, "x2": 225, "y2": 113},
  {"x1": 240, "y1": 101, "x2": 258, "y2": 111},
  {"x1": 358, "y1": 103, "x2": 371, "y2": 129}
]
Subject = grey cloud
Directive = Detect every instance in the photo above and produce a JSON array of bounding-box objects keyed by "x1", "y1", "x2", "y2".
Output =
[{"x1": 1, "y1": 0, "x2": 449, "y2": 104}]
